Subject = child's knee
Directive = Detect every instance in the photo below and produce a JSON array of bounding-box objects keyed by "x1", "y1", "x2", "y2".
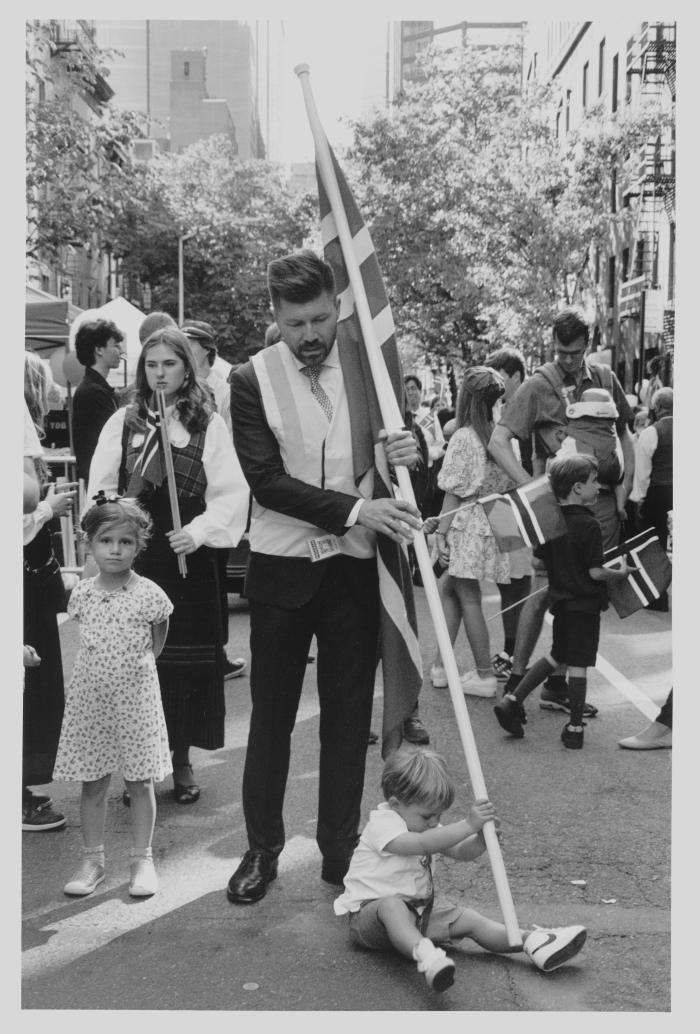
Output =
[
  {"x1": 82, "y1": 775, "x2": 111, "y2": 800},
  {"x1": 376, "y1": 896, "x2": 411, "y2": 923},
  {"x1": 124, "y1": 778, "x2": 153, "y2": 799}
]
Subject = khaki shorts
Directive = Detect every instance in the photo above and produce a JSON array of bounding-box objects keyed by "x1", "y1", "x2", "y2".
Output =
[{"x1": 348, "y1": 898, "x2": 466, "y2": 949}]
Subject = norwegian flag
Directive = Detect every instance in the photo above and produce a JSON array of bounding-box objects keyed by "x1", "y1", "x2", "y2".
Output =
[
  {"x1": 128, "y1": 404, "x2": 164, "y2": 491},
  {"x1": 603, "y1": 527, "x2": 672, "y2": 618},
  {"x1": 480, "y1": 475, "x2": 568, "y2": 551},
  {"x1": 316, "y1": 142, "x2": 422, "y2": 758}
]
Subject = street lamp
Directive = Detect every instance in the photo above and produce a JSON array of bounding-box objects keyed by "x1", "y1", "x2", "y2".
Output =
[{"x1": 177, "y1": 232, "x2": 194, "y2": 324}]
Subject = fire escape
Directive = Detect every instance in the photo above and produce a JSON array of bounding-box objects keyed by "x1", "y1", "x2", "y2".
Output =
[{"x1": 620, "y1": 22, "x2": 676, "y2": 359}]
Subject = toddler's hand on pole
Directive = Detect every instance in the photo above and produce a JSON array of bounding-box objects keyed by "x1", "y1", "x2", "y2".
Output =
[{"x1": 466, "y1": 798, "x2": 496, "y2": 832}]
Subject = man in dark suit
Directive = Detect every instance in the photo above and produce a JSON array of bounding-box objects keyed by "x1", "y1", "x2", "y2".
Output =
[
  {"x1": 227, "y1": 250, "x2": 422, "y2": 904},
  {"x1": 71, "y1": 319, "x2": 125, "y2": 483}
]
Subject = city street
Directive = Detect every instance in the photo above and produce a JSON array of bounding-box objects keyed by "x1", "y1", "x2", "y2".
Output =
[{"x1": 21, "y1": 580, "x2": 672, "y2": 1014}]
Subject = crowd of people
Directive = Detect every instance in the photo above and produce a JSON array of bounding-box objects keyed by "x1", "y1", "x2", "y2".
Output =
[{"x1": 22, "y1": 249, "x2": 672, "y2": 994}]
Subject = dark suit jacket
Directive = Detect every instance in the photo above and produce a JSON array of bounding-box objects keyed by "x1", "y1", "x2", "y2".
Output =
[
  {"x1": 71, "y1": 367, "x2": 118, "y2": 481},
  {"x1": 230, "y1": 360, "x2": 374, "y2": 607}
]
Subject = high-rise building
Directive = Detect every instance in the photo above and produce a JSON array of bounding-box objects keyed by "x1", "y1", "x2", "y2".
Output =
[
  {"x1": 95, "y1": 20, "x2": 278, "y2": 159},
  {"x1": 522, "y1": 20, "x2": 676, "y2": 390}
]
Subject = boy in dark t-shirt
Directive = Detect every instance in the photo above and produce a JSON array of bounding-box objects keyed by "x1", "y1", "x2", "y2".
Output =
[{"x1": 493, "y1": 454, "x2": 633, "y2": 749}]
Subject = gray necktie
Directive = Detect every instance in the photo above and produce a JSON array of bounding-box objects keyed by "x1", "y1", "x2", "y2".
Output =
[{"x1": 302, "y1": 364, "x2": 333, "y2": 422}]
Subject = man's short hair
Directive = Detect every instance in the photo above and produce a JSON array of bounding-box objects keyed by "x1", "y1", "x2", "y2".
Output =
[
  {"x1": 485, "y1": 347, "x2": 525, "y2": 382},
  {"x1": 548, "y1": 453, "x2": 598, "y2": 500},
  {"x1": 267, "y1": 250, "x2": 336, "y2": 309},
  {"x1": 404, "y1": 374, "x2": 421, "y2": 390},
  {"x1": 139, "y1": 311, "x2": 176, "y2": 345},
  {"x1": 651, "y1": 386, "x2": 673, "y2": 415},
  {"x1": 75, "y1": 319, "x2": 124, "y2": 367},
  {"x1": 552, "y1": 308, "x2": 590, "y2": 348}
]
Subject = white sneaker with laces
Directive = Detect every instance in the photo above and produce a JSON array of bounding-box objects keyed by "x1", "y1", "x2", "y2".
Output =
[
  {"x1": 523, "y1": 924, "x2": 587, "y2": 972},
  {"x1": 64, "y1": 856, "x2": 105, "y2": 896},
  {"x1": 430, "y1": 664, "x2": 447, "y2": 688},
  {"x1": 460, "y1": 670, "x2": 497, "y2": 698},
  {"x1": 129, "y1": 855, "x2": 158, "y2": 897},
  {"x1": 413, "y1": 937, "x2": 456, "y2": 992}
]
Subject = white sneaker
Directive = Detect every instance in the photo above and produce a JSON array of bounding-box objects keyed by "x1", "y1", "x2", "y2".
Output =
[
  {"x1": 524, "y1": 924, "x2": 587, "y2": 972},
  {"x1": 460, "y1": 670, "x2": 497, "y2": 698},
  {"x1": 129, "y1": 856, "x2": 158, "y2": 897},
  {"x1": 430, "y1": 664, "x2": 447, "y2": 688},
  {"x1": 413, "y1": 937, "x2": 456, "y2": 992},
  {"x1": 64, "y1": 857, "x2": 105, "y2": 897}
]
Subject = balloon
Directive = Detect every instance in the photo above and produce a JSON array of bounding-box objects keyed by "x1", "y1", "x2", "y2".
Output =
[{"x1": 62, "y1": 351, "x2": 86, "y2": 385}]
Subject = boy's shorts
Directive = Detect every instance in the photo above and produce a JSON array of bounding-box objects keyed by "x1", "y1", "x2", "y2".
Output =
[
  {"x1": 348, "y1": 898, "x2": 467, "y2": 949},
  {"x1": 550, "y1": 606, "x2": 601, "y2": 668}
]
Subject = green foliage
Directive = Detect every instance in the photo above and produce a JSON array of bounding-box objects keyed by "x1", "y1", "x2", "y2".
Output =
[
  {"x1": 345, "y1": 43, "x2": 674, "y2": 362},
  {"x1": 114, "y1": 135, "x2": 316, "y2": 362}
]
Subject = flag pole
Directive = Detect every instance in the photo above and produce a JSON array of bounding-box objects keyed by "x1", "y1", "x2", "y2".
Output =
[
  {"x1": 155, "y1": 389, "x2": 187, "y2": 578},
  {"x1": 295, "y1": 63, "x2": 522, "y2": 946}
]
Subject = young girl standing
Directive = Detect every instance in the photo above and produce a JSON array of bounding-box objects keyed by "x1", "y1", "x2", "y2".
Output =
[
  {"x1": 434, "y1": 367, "x2": 523, "y2": 697},
  {"x1": 54, "y1": 496, "x2": 174, "y2": 897}
]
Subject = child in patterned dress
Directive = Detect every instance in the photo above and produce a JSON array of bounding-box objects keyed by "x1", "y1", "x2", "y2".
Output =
[{"x1": 54, "y1": 496, "x2": 173, "y2": 898}]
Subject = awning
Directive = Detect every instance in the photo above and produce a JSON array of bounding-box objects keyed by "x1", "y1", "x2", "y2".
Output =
[{"x1": 25, "y1": 285, "x2": 83, "y2": 349}]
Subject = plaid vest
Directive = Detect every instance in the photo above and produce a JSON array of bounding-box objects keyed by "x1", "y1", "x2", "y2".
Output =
[{"x1": 120, "y1": 405, "x2": 207, "y2": 499}]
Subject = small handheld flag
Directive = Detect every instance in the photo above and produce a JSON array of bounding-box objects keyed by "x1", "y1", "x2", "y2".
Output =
[
  {"x1": 604, "y1": 527, "x2": 671, "y2": 617},
  {"x1": 480, "y1": 475, "x2": 567, "y2": 551}
]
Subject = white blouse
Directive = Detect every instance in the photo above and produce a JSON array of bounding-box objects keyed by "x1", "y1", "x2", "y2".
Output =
[{"x1": 86, "y1": 406, "x2": 249, "y2": 550}]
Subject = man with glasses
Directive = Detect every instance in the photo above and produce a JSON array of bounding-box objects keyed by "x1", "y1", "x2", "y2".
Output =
[{"x1": 486, "y1": 308, "x2": 634, "y2": 714}]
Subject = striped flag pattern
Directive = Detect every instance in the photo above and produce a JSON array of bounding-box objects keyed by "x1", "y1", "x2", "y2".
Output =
[
  {"x1": 316, "y1": 143, "x2": 422, "y2": 757},
  {"x1": 130, "y1": 405, "x2": 165, "y2": 488},
  {"x1": 480, "y1": 475, "x2": 568, "y2": 551},
  {"x1": 603, "y1": 527, "x2": 672, "y2": 617}
]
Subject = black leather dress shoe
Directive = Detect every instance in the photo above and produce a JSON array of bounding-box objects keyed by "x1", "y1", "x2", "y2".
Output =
[
  {"x1": 226, "y1": 850, "x2": 278, "y2": 904},
  {"x1": 403, "y1": 715, "x2": 430, "y2": 745}
]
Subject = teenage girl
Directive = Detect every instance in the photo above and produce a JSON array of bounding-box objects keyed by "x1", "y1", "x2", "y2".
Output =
[{"x1": 54, "y1": 496, "x2": 174, "y2": 898}]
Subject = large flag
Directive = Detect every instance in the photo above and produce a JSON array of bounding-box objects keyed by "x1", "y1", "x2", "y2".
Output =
[
  {"x1": 603, "y1": 526, "x2": 672, "y2": 618},
  {"x1": 316, "y1": 143, "x2": 422, "y2": 757},
  {"x1": 480, "y1": 475, "x2": 567, "y2": 552}
]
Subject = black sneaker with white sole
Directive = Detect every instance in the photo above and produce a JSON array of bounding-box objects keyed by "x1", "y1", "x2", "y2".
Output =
[
  {"x1": 540, "y1": 689, "x2": 598, "y2": 718},
  {"x1": 492, "y1": 652, "x2": 513, "y2": 681},
  {"x1": 493, "y1": 695, "x2": 527, "y2": 738},
  {"x1": 22, "y1": 802, "x2": 67, "y2": 832}
]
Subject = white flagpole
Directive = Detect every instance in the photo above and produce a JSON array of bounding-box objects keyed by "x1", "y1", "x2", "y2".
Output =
[{"x1": 295, "y1": 64, "x2": 522, "y2": 946}]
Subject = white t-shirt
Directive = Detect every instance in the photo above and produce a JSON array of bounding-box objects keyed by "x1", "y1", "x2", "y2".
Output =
[{"x1": 334, "y1": 802, "x2": 434, "y2": 915}]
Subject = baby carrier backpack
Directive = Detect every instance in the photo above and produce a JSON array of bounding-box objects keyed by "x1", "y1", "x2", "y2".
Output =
[{"x1": 535, "y1": 362, "x2": 623, "y2": 486}]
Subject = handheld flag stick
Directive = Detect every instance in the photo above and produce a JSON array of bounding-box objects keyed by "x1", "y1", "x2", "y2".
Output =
[
  {"x1": 295, "y1": 63, "x2": 522, "y2": 946},
  {"x1": 155, "y1": 389, "x2": 187, "y2": 578}
]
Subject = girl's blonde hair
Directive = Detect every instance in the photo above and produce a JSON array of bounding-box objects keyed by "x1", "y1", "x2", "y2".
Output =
[
  {"x1": 24, "y1": 351, "x2": 52, "y2": 440},
  {"x1": 81, "y1": 495, "x2": 153, "y2": 554},
  {"x1": 381, "y1": 748, "x2": 455, "y2": 811}
]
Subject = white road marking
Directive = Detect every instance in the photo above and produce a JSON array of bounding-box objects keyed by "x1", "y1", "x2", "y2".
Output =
[{"x1": 22, "y1": 835, "x2": 321, "y2": 980}]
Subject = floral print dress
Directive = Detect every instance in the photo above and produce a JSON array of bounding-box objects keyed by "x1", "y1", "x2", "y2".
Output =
[
  {"x1": 437, "y1": 425, "x2": 514, "y2": 583},
  {"x1": 53, "y1": 576, "x2": 174, "y2": 783}
]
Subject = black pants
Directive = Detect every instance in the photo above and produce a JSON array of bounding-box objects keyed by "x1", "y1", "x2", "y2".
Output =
[{"x1": 242, "y1": 556, "x2": 379, "y2": 866}]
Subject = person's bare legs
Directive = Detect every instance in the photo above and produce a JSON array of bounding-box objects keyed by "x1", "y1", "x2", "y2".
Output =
[
  {"x1": 452, "y1": 577, "x2": 492, "y2": 675},
  {"x1": 432, "y1": 575, "x2": 462, "y2": 669}
]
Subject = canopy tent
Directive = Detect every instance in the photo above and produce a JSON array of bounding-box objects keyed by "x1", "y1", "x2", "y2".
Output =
[{"x1": 25, "y1": 286, "x2": 83, "y2": 350}]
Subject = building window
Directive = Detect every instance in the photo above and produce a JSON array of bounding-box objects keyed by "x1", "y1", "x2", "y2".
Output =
[
  {"x1": 41, "y1": 275, "x2": 50, "y2": 293},
  {"x1": 598, "y1": 39, "x2": 605, "y2": 95},
  {"x1": 612, "y1": 53, "x2": 619, "y2": 112},
  {"x1": 565, "y1": 89, "x2": 571, "y2": 132},
  {"x1": 582, "y1": 62, "x2": 589, "y2": 109},
  {"x1": 595, "y1": 248, "x2": 600, "y2": 283},
  {"x1": 607, "y1": 255, "x2": 616, "y2": 308},
  {"x1": 610, "y1": 169, "x2": 617, "y2": 213},
  {"x1": 634, "y1": 238, "x2": 645, "y2": 279},
  {"x1": 184, "y1": 61, "x2": 190, "y2": 78},
  {"x1": 621, "y1": 247, "x2": 630, "y2": 281}
]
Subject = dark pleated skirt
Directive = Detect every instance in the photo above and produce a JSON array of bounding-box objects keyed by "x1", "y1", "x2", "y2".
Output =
[{"x1": 23, "y1": 567, "x2": 65, "y2": 786}]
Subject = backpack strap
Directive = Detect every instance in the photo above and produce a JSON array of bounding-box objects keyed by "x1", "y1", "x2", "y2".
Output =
[{"x1": 534, "y1": 361, "x2": 564, "y2": 393}]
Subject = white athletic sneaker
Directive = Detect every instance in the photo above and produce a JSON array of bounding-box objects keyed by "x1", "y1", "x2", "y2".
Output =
[
  {"x1": 430, "y1": 664, "x2": 448, "y2": 688},
  {"x1": 129, "y1": 855, "x2": 158, "y2": 897},
  {"x1": 64, "y1": 856, "x2": 105, "y2": 897},
  {"x1": 413, "y1": 937, "x2": 456, "y2": 992},
  {"x1": 523, "y1": 924, "x2": 587, "y2": 972},
  {"x1": 460, "y1": 670, "x2": 497, "y2": 698}
]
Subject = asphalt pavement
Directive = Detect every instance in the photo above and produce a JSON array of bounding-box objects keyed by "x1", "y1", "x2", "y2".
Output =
[{"x1": 21, "y1": 583, "x2": 673, "y2": 1016}]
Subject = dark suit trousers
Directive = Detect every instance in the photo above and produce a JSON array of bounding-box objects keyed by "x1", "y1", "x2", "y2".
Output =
[{"x1": 242, "y1": 555, "x2": 379, "y2": 865}]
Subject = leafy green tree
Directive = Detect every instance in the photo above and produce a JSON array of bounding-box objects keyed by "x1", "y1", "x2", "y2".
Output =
[
  {"x1": 25, "y1": 21, "x2": 149, "y2": 270},
  {"x1": 346, "y1": 43, "x2": 673, "y2": 363},
  {"x1": 112, "y1": 135, "x2": 316, "y2": 362}
]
